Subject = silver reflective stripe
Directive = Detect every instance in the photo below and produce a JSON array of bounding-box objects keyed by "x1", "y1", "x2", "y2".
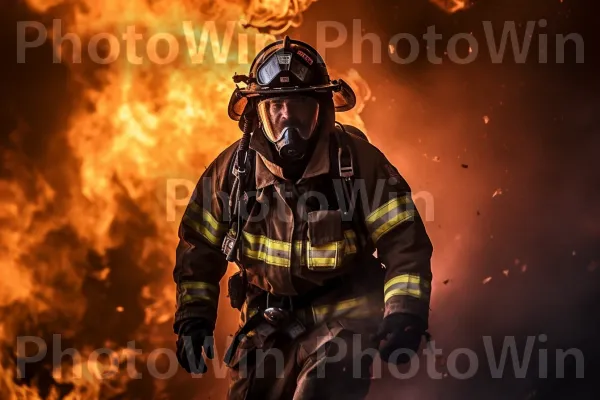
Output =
[
  {"x1": 305, "y1": 229, "x2": 357, "y2": 269},
  {"x1": 242, "y1": 232, "x2": 291, "y2": 267},
  {"x1": 383, "y1": 274, "x2": 430, "y2": 303}
]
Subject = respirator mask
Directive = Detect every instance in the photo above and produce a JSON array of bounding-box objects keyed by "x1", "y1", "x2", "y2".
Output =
[{"x1": 257, "y1": 95, "x2": 320, "y2": 161}]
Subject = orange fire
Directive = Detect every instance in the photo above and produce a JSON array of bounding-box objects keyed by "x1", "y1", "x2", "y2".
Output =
[
  {"x1": 244, "y1": 0, "x2": 319, "y2": 34},
  {"x1": 1, "y1": 0, "x2": 370, "y2": 398},
  {"x1": 429, "y1": 0, "x2": 470, "y2": 13}
]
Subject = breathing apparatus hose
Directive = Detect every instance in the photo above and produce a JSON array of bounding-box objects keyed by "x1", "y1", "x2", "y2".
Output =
[{"x1": 225, "y1": 112, "x2": 254, "y2": 262}]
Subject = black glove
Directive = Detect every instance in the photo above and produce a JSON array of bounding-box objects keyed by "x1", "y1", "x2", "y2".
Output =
[
  {"x1": 373, "y1": 313, "x2": 426, "y2": 364},
  {"x1": 175, "y1": 319, "x2": 214, "y2": 374}
]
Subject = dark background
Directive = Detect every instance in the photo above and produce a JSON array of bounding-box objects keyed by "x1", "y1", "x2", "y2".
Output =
[
  {"x1": 294, "y1": 1, "x2": 600, "y2": 397},
  {"x1": 1, "y1": 0, "x2": 598, "y2": 399}
]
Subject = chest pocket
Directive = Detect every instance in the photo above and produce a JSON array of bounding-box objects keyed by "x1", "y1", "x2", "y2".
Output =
[{"x1": 306, "y1": 210, "x2": 358, "y2": 270}]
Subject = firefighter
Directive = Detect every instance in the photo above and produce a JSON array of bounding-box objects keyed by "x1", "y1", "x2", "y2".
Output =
[{"x1": 173, "y1": 36, "x2": 433, "y2": 400}]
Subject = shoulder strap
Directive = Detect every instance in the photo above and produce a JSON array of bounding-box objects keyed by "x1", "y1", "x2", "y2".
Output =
[{"x1": 331, "y1": 123, "x2": 369, "y2": 254}]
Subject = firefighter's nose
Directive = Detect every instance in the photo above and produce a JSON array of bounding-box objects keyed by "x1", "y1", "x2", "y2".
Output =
[{"x1": 280, "y1": 103, "x2": 290, "y2": 118}]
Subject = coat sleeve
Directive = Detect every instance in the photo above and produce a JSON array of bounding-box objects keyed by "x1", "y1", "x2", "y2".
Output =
[
  {"x1": 356, "y1": 141, "x2": 433, "y2": 326},
  {"x1": 172, "y1": 144, "x2": 237, "y2": 333}
]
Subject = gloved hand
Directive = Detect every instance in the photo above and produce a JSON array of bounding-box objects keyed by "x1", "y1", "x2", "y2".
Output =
[
  {"x1": 373, "y1": 313, "x2": 426, "y2": 364},
  {"x1": 175, "y1": 319, "x2": 214, "y2": 374}
]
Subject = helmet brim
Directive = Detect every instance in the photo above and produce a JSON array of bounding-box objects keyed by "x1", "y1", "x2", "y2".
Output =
[{"x1": 228, "y1": 79, "x2": 356, "y2": 121}]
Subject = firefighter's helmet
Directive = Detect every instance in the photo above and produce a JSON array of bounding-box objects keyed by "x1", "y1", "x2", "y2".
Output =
[{"x1": 228, "y1": 36, "x2": 356, "y2": 121}]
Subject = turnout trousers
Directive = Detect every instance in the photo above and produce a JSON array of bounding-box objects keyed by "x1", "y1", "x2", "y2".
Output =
[{"x1": 226, "y1": 318, "x2": 379, "y2": 400}]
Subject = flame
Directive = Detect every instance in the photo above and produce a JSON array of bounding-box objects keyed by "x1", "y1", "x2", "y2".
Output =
[
  {"x1": 429, "y1": 0, "x2": 470, "y2": 13},
  {"x1": 2, "y1": 0, "x2": 370, "y2": 398},
  {"x1": 244, "y1": 0, "x2": 319, "y2": 34}
]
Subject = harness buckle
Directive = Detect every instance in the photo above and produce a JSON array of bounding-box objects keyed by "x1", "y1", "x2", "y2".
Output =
[
  {"x1": 338, "y1": 146, "x2": 354, "y2": 178},
  {"x1": 222, "y1": 230, "x2": 237, "y2": 261},
  {"x1": 233, "y1": 149, "x2": 248, "y2": 177}
]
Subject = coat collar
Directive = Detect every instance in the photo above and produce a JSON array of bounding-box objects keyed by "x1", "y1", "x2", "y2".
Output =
[{"x1": 250, "y1": 128, "x2": 331, "y2": 189}]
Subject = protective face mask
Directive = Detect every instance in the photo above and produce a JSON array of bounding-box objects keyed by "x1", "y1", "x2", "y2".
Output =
[{"x1": 257, "y1": 95, "x2": 320, "y2": 160}]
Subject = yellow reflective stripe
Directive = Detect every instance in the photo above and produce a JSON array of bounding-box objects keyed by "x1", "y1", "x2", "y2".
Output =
[
  {"x1": 187, "y1": 200, "x2": 202, "y2": 213},
  {"x1": 384, "y1": 288, "x2": 422, "y2": 302},
  {"x1": 244, "y1": 232, "x2": 290, "y2": 252},
  {"x1": 306, "y1": 245, "x2": 338, "y2": 268},
  {"x1": 371, "y1": 209, "x2": 415, "y2": 243},
  {"x1": 242, "y1": 231, "x2": 291, "y2": 267},
  {"x1": 240, "y1": 230, "x2": 357, "y2": 269},
  {"x1": 308, "y1": 257, "x2": 337, "y2": 267},
  {"x1": 312, "y1": 242, "x2": 338, "y2": 251},
  {"x1": 365, "y1": 195, "x2": 415, "y2": 243},
  {"x1": 293, "y1": 241, "x2": 306, "y2": 266},
  {"x1": 331, "y1": 297, "x2": 366, "y2": 311},
  {"x1": 178, "y1": 281, "x2": 219, "y2": 307},
  {"x1": 366, "y1": 195, "x2": 411, "y2": 225},
  {"x1": 180, "y1": 281, "x2": 218, "y2": 293},
  {"x1": 384, "y1": 274, "x2": 422, "y2": 293},
  {"x1": 243, "y1": 248, "x2": 290, "y2": 267},
  {"x1": 312, "y1": 296, "x2": 373, "y2": 323},
  {"x1": 293, "y1": 241, "x2": 304, "y2": 254},
  {"x1": 313, "y1": 298, "x2": 359, "y2": 316},
  {"x1": 202, "y1": 209, "x2": 225, "y2": 232},
  {"x1": 182, "y1": 215, "x2": 222, "y2": 245},
  {"x1": 181, "y1": 294, "x2": 216, "y2": 304},
  {"x1": 305, "y1": 230, "x2": 357, "y2": 268},
  {"x1": 383, "y1": 274, "x2": 430, "y2": 302},
  {"x1": 182, "y1": 202, "x2": 227, "y2": 246},
  {"x1": 188, "y1": 202, "x2": 227, "y2": 232}
]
